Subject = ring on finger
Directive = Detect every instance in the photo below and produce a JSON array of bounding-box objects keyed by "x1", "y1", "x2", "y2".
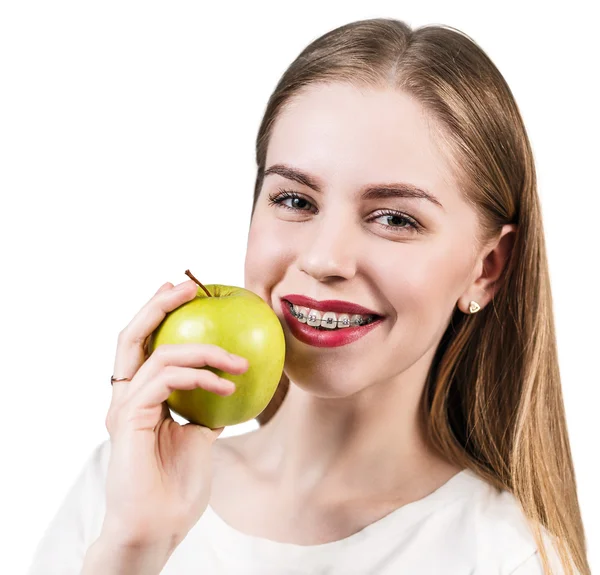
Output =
[{"x1": 110, "y1": 375, "x2": 132, "y2": 385}]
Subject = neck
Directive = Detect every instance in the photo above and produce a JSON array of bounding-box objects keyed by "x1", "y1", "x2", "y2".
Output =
[{"x1": 245, "y1": 363, "x2": 461, "y2": 503}]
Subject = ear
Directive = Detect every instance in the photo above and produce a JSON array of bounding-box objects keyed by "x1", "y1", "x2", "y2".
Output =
[{"x1": 459, "y1": 223, "x2": 517, "y2": 313}]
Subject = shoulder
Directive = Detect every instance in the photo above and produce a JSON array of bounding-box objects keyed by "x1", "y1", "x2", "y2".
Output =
[
  {"x1": 506, "y1": 542, "x2": 578, "y2": 575},
  {"x1": 461, "y1": 470, "x2": 568, "y2": 574}
]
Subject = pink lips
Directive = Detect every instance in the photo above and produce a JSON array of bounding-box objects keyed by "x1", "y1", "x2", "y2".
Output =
[{"x1": 280, "y1": 298, "x2": 384, "y2": 348}]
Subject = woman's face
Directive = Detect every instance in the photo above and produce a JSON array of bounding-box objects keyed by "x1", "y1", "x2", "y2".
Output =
[{"x1": 244, "y1": 83, "x2": 481, "y2": 397}]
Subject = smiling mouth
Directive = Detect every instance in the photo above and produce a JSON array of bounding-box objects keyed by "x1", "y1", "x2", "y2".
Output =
[{"x1": 284, "y1": 300, "x2": 380, "y2": 330}]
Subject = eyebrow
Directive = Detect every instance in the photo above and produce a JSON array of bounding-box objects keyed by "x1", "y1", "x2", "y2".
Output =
[{"x1": 263, "y1": 163, "x2": 445, "y2": 211}]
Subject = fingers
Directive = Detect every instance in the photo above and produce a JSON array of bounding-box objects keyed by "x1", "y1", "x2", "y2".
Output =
[
  {"x1": 119, "y1": 279, "x2": 197, "y2": 349},
  {"x1": 155, "y1": 282, "x2": 174, "y2": 295},
  {"x1": 111, "y1": 280, "x2": 198, "y2": 401},
  {"x1": 141, "y1": 283, "x2": 175, "y2": 356},
  {"x1": 130, "y1": 343, "x2": 249, "y2": 396},
  {"x1": 136, "y1": 365, "x2": 235, "y2": 412},
  {"x1": 184, "y1": 423, "x2": 225, "y2": 442},
  {"x1": 106, "y1": 344, "x2": 248, "y2": 435},
  {"x1": 108, "y1": 364, "x2": 239, "y2": 434},
  {"x1": 136, "y1": 282, "x2": 174, "y2": 360}
]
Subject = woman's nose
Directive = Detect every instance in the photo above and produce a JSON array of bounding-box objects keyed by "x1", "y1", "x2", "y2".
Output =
[{"x1": 296, "y1": 215, "x2": 357, "y2": 282}]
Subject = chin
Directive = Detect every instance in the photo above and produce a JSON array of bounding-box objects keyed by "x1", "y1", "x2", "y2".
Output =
[{"x1": 284, "y1": 363, "x2": 369, "y2": 399}]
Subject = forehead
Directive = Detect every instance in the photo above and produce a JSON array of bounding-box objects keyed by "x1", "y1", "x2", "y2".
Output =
[{"x1": 266, "y1": 83, "x2": 459, "y2": 202}]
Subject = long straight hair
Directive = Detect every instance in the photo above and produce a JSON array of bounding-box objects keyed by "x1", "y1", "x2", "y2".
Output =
[{"x1": 251, "y1": 18, "x2": 589, "y2": 575}]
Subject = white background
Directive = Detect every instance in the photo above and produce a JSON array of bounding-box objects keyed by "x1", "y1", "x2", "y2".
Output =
[{"x1": 1, "y1": 1, "x2": 598, "y2": 573}]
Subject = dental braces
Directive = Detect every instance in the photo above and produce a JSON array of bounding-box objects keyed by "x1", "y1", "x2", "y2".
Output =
[{"x1": 289, "y1": 305, "x2": 372, "y2": 327}]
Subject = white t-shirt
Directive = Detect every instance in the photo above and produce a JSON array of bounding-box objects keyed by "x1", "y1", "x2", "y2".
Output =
[{"x1": 28, "y1": 439, "x2": 569, "y2": 574}]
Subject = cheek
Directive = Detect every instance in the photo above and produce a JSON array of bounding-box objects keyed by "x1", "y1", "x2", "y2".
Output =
[
  {"x1": 375, "y1": 238, "x2": 471, "y2": 318},
  {"x1": 244, "y1": 213, "x2": 292, "y2": 297}
]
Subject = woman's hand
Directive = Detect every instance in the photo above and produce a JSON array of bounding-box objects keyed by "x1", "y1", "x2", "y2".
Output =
[{"x1": 102, "y1": 280, "x2": 249, "y2": 549}]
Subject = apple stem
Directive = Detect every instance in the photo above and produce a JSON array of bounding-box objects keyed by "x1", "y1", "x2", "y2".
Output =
[{"x1": 185, "y1": 269, "x2": 212, "y2": 297}]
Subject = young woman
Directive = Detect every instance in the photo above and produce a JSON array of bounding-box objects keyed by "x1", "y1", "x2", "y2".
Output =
[{"x1": 28, "y1": 18, "x2": 590, "y2": 575}]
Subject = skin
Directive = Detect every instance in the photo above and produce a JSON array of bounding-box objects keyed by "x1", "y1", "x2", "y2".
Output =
[{"x1": 211, "y1": 82, "x2": 516, "y2": 544}]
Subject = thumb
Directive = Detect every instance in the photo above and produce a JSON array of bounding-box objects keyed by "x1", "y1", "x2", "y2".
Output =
[{"x1": 184, "y1": 423, "x2": 225, "y2": 441}]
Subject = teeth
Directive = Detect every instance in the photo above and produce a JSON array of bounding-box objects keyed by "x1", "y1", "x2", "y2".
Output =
[
  {"x1": 306, "y1": 309, "x2": 322, "y2": 327},
  {"x1": 287, "y1": 302, "x2": 374, "y2": 329},
  {"x1": 321, "y1": 312, "x2": 337, "y2": 329},
  {"x1": 295, "y1": 306, "x2": 309, "y2": 323}
]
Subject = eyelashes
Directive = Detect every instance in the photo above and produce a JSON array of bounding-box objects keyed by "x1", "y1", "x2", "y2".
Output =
[
  {"x1": 267, "y1": 188, "x2": 423, "y2": 234},
  {"x1": 268, "y1": 190, "x2": 314, "y2": 213}
]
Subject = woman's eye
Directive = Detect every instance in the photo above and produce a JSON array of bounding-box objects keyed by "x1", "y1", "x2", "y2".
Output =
[
  {"x1": 267, "y1": 190, "x2": 315, "y2": 212},
  {"x1": 371, "y1": 211, "x2": 421, "y2": 233}
]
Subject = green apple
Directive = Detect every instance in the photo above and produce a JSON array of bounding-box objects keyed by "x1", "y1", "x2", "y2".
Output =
[{"x1": 148, "y1": 277, "x2": 286, "y2": 429}]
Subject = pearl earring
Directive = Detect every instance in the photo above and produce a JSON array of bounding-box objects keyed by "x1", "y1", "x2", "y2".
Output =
[{"x1": 469, "y1": 301, "x2": 481, "y2": 314}]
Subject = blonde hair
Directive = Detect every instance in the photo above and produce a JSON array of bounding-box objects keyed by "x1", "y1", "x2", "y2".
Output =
[{"x1": 251, "y1": 18, "x2": 589, "y2": 574}]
